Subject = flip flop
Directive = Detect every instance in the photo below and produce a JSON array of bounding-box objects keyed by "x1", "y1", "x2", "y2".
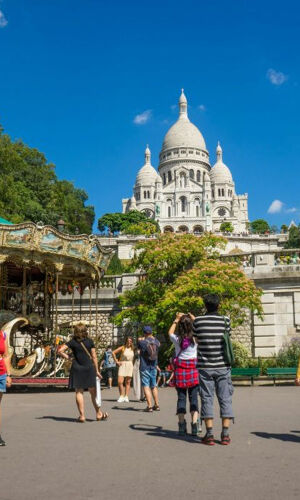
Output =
[{"x1": 97, "y1": 412, "x2": 109, "y2": 421}]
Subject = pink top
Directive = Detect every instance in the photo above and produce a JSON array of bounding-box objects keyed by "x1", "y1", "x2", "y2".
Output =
[{"x1": 0, "y1": 331, "x2": 7, "y2": 375}]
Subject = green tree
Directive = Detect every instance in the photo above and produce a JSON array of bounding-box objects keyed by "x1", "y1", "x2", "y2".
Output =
[
  {"x1": 97, "y1": 210, "x2": 159, "y2": 234},
  {"x1": 285, "y1": 226, "x2": 300, "y2": 248},
  {"x1": 0, "y1": 126, "x2": 94, "y2": 233},
  {"x1": 220, "y1": 222, "x2": 234, "y2": 233},
  {"x1": 281, "y1": 224, "x2": 288, "y2": 233},
  {"x1": 124, "y1": 221, "x2": 159, "y2": 235},
  {"x1": 250, "y1": 219, "x2": 270, "y2": 234},
  {"x1": 105, "y1": 254, "x2": 124, "y2": 275},
  {"x1": 113, "y1": 234, "x2": 263, "y2": 337}
]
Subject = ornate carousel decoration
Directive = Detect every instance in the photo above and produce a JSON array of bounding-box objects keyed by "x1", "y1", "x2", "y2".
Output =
[{"x1": 0, "y1": 222, "x2": 113, "y2": 378}]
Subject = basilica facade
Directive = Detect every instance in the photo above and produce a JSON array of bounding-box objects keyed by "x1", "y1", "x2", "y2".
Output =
[{"x1": 122, "y1": 90, "x2": 248, "y2": 234}]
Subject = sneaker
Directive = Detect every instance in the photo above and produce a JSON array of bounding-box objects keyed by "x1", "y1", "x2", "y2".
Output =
[
  {"x1": 178, "y1": 421, "x2": 187, "y2": 436},
  {"x1": 0, "y1": 435, "x2": 6, "y2": 446},
  {"x1": 117, "y1": 396, "x2": 125, "y2": 403},
  {"x1": 221, "y1": 434, "x2": 231, "y2": 445},
  {"x1": 191, "y1": 423, "x2": 199, "y2": 436},
  {"x1": 202, "y1": 433, "x2": 215, "y2": 445},
  {"x1": 123, "y1": 396, "x2": 129, "y2": 403}
]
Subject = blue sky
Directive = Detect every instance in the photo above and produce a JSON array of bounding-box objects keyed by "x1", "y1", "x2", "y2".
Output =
[{"x1": 0, "y1": 0, "x2": 299, "y2": 230}]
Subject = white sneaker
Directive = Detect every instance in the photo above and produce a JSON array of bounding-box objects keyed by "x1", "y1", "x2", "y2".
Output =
[
  {"x1": 124, "y1": 396, "x2": 129, "y2": 403},
  {"x1": 117, "y1": 396, "x2": 125, "y2": 403}
]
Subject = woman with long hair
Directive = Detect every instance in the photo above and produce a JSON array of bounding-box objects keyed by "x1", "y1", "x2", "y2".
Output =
[
  {"x1": 168, "y1": 312, "x2": 199, "y2": 436},
  {"x1": 0, "y1": 329, "x2": 12, "y2": 446},
  {"x1": 113, "y1": 337, "x2": 134, "y2": 403},
  {"x1": 58, "y1": 323, "x2": 108, "y2": 422}
]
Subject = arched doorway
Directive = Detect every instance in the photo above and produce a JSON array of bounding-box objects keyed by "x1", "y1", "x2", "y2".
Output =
[
  {"x1": 178, "y1": 225, "x2": 189, "y2": 233},
  {"x1": 164, "y1": 226, "x2": 174, "y2": 233},
  {"x1": 193, "y1": 225, "x2": 204, "y2": 234}
]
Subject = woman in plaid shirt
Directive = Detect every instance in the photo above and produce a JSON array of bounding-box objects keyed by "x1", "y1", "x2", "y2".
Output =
[{"x1": 169, "y1": 313, "x2": 199, "y2": 436}]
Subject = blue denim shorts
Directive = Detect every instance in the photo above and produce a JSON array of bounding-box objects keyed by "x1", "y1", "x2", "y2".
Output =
[
  {"x1": 141, "y1": 368, "x2": 157, "y2": 388},
  {"x1": 0, "y1": 374, "x2": 7, "y2": 393}
]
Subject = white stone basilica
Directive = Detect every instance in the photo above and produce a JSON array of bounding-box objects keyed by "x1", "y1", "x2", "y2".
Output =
[{"x1": 122, "y1": 90, "x2": 248, "y2": 234}]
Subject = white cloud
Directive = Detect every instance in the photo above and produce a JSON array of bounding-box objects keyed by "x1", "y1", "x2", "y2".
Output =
[
  {"x1": 198, "y1": 104, "x2": 206, "y2": 111},
  {"x1": 133, "y1": 110, "x2": 152, "y2": 125},
  {"x1": 286, "y1": 207, "x2": 298, "y2": 213},
  {"x1": 268, "y1": 199, "x2": 284, "y2": 214},
  {"x1": 267, "y1": 68, "x2": 288, "y2": 86},
  {"x1": 0, "y1": 9, "x2": 8, "y2": 28}
]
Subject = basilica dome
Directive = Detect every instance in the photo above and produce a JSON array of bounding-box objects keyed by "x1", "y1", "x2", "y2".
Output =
[
  {"x1": 161, "y1": 90, "x2": 207, "y2": 152},
  {"x1": 135, "y1": 146, "x2": 159, "y2": 186},
  {"x1": 210, "y1": 142, "x2": 233, "y2": 184}
]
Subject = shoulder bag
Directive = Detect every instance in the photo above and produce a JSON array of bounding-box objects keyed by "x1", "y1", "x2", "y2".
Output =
[{"x1": 223, "y1": 317, "x2": 235, "y2": 366}]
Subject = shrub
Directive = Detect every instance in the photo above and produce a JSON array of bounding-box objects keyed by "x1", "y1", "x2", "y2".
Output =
[
  {"x1": 232, "y1": 341, "x2": 250, "y2": 368},
  {"x1": 276, "y1": 339, "x2": 300, "y2": 367}
]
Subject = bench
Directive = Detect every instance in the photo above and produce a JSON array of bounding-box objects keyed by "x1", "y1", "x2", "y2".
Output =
[
  {"x1": 231, "y1": 367, "x2": 260, "y2": 385},
  {"x1": 266, "y1": 367, "x2": 297, "y2": 385}
]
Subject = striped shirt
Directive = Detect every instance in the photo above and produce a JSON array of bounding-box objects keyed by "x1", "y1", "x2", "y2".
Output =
[{"x1": 193, "y1": 313, "x2": 230, "y2": 369}]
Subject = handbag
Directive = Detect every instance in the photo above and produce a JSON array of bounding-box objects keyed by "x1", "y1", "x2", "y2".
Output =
[
  {"x1": 223, "y1": 317, "x2": 235, "y2": 366},
  {"x1": 80, "y1": 341, "x2": 101, "y2": 405}
]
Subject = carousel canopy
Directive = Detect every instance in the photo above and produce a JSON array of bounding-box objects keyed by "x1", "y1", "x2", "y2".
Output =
[{"x1": 0, "y1": 217, "x2": 13, "y2": 224}]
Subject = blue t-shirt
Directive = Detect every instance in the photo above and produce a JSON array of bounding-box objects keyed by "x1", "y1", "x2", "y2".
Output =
[
  {"x1": 103, "y1": 349, "x2": 116, "y2": 368},
  {"x1": 138, "y1": 337, "x2": 160, "y2": 371}
]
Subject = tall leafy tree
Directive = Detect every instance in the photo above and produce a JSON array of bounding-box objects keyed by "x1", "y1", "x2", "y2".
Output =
[
  {"x1": 285, "y1": 226, "x2": 300, "y2": 248},
  {"x1": 250, "y1": 219, "x2": 270, "y2": 234},
  {"x1": 98, "y1": 210, "x2": 159, "y2": 234},
  {"x1": 0, "y1": 126, "x2": 94, "y2": 233},
  {"x1": 114, "y1": 234, "x2": 263, "y2": 336}
]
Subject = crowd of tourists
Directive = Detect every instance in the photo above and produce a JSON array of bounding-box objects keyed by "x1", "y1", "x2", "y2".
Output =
[{"x1": 1, "y1": 293, "x2": 300, "y2": 447}]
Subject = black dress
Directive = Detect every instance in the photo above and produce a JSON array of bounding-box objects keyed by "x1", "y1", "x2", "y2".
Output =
[{"x1": 67, "y1": 338, "x2": 96, "y2": 389}]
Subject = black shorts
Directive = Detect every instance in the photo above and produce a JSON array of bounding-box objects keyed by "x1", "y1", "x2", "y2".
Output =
[{"x1": 105, "y1": 367, "x2": 115, "y2": 379}]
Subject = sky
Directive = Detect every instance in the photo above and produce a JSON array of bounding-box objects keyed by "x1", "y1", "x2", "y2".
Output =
[{"x1": 0, "y1": 0, "x2": 299, "y2": 231}]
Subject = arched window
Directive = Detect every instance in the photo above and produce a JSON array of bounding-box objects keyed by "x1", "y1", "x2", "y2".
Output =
[
  {"x1": 222, "y1": 189, "x2": 225, "y2": 196},
  {"x1": 147, "y1": 191, "x2": 150, "y2": 198},
  {"x1": 194, "y1": 197, "x2": 201, "y2": 218},
  {"x1": 168, "y1": 206, "x2": 171, "y2": 217},
  {"x1": 168, "y1": 171, "x2": 172, "y2": 182},
  {"x1": 166, "y1": 198, "x2": 172, "y2": 218},
  {"x1": 189, "y1": 169, "x2": 194, "y2": 180},
  {"x1": 180, "y1": 173, "x2": 187, "y2": 188},
  {"x1": 196, "y1": 170, "x2": 201, "y2": 182},
  {"x1": 218, "y1": 189, "x2": 221, "y2": 196},
  {"x1": 212, "y1": 190, "x2": 215, "y2": 198},
  {"x1": 163, "y1": 173, "x2": 166, "y2": 185},
  {"x1": 180, "y1": 196, "x2": 187, "y2": 212},
  {"x1": 144, "y1": 191, "x2": 147, "y2": 199}
]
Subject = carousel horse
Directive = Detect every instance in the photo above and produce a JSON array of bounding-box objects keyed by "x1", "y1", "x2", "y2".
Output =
[{"x1": 3, "y1": 317, "x2": 37, "y2": 377}]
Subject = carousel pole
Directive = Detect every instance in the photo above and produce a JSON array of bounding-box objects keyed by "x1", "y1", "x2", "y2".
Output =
[
  {"x1": 71, "y1": 286, "x2": 75, "y2": 327},
  {"x1": 89, "y1": 283, "x2": 92, "y2": 333},
  {"x1": 54, "y1": 272, "x2": 59, "y2": 378},
  {"x1": 96, "y1": 283, "x2": 99, "y2": 347},
  {"x1": 22, "y1": 267, "x2": 27, "y2": 316}
]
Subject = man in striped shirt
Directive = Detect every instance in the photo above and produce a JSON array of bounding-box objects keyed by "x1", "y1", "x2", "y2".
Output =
[{"x1": 192, "y1": 294, "x2": 234, "y2": 446}]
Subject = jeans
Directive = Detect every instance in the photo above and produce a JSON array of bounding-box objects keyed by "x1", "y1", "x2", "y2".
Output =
[
  {"x1": 176, "y1": 385, "x2": 199, "y2": 415},
  {"x1": 198, "y1": 367, "x2": 234, "y2": 420}
]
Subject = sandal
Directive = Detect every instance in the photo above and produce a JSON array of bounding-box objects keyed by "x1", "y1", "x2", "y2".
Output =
[
  {"x1": 97, "y1": 412, "x2": 109, "y2": 421},
  {"x1": 152, "y1": 405, "x2": 160, "y2": 411},
  {"x1": 77, "y1": 417, "x2": 86, "y2": 423},
  {"x1": 221, "y1": 435, "x2": 231, "y2": 445},
  {"x1": 202, "y1": 434, "x2": 215, "y2": 445},
  {"x1": 144, "y1": 407, "x2": 153, "y2": 412}
]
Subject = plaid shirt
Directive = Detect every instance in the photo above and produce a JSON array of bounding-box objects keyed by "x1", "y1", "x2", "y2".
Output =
[{"x1": 174, "y1": 359, "x2": 199, "y2": 388}]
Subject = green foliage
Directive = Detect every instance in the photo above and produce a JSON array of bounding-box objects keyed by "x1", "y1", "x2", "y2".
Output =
[
  {"x1": 97, "y1": 210, "x2": 159, "y2": 234},
  {"x1": 276, "y1": 339, "x2": 300, "y2": 367},
  {"x1": 0, "y1": 127, "x2": 94, "y2": 233},
  {"x1": 250, "y1": 219, "x2": 270, "y2": 234},
  {"x1": 113, "y1": 233, "x2": 263, "y2": 338},
  {"x1": 105, "y1": 253, "x2": 124, "y2": 275},
  {"x1": 285, "y1": 226, "x2": 300, "y2": 249},
  {"x1": 125, "y1": 221, "x2": 158, "y2": 235},
  {"x1": 220, "y1": 221, "x2": 234, "y2": 233},
  {"x1": 232, "y1": 341, "x2": 250, "y2": 368},
  {"x1": 281, "y1": 224, "x2": 288, "y2": 234}
]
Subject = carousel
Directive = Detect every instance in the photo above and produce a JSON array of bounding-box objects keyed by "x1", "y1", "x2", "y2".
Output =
[{"x1": 0, "y1": 221, "x2": 113, "y2": 384}]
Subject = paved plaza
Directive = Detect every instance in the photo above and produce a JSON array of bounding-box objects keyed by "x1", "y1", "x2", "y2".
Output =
[{"x1": 1, "y1": 386, "x2": 300, "y2": 500}]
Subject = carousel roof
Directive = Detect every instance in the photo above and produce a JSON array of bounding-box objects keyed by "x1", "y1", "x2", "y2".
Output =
[
  {"x1": 0, "y1": 217, "x2": 12, "y2": 224},
  {"x1": 0, "y1": 222, "x2": 113, "y2": 281}
]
